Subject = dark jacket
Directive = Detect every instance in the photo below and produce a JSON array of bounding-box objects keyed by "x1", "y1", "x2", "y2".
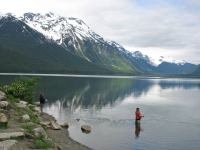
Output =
[{"x1": 40, "y1": 95, "x2": 46, "y2": 104}]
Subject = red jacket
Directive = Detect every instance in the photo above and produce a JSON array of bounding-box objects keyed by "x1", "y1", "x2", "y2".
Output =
[{"x1": 135, "y1": 110, "x2": 142, "y2": 119}]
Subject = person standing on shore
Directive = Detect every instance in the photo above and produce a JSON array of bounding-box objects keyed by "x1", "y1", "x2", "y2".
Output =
[
  {"x1": 135, "y1": 108, "x2": 144, "y2": 125},
  {"x1": 39, "y1": 92, "x2": 47, "y2": 113}
]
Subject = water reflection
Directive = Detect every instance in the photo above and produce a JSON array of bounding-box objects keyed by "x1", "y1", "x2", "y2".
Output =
[
  {"x1": 33, "y1": 77, "x2": 200, "y2": 113},
  {"x1": 135, "y1": 124, "x2": 142, "y2": 139},
  {"x1": 0, "y1": 75, "x2": 199, "y2": 110},
  {"x1": 1, "y1": 75, "x2": 200, "y2": 150}
]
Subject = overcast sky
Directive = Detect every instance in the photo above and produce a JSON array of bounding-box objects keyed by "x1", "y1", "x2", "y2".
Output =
[{"x1": 1, "y1": 0, "x2": 200, "y2": 64}]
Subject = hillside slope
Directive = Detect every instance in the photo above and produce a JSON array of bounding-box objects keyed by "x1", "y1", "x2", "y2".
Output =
[{"x1": 0, "y1": 16, "x2": 117, "y2": 74}]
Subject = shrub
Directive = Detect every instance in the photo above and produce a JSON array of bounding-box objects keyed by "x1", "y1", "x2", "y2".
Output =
[{"x1": 0, "y1": 76, "x2": 40, "y2": 103}]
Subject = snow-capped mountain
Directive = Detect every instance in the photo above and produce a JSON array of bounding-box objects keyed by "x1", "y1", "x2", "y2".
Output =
[
  {"x1": 122, "y1": 51, "x2": 196, "y2": 74},
  {"x1": 0, "y1": 12, "x2": 138, "y2": 74},
  {"x1": 0, "y1": 12, "x2": 197, "y2": 74},
  {"x1": 129, "y1": 51, "x2": 187, "y2": 67},
  {"x1": 13, "y1": 12, "x2": 105, "y2": 45}
]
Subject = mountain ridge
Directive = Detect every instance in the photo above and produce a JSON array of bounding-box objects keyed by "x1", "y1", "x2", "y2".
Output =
[{"x1": 0, "y1": 12, "x2": 198, "y2": 75}]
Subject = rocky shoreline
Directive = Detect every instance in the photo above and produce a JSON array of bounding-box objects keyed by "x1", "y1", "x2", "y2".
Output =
[{"x1": 0, "y1": 91, "x2": 92, "y2": 150}]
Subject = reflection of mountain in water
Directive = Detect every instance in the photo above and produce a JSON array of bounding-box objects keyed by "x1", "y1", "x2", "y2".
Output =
[
  {"x1": 34, "y1": 76, "x2": 200, "y2": 110},
  {"x1": 0, "y1": 75, "x2": 199, "y2": 109},
  {"x1": 158, "y1": 80, "x2": 200, "y2": 90},
  {"x1": 36, "y1": 76, "x2": 138, "y2": 107}
]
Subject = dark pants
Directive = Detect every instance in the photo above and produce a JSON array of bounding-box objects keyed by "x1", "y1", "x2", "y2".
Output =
[
  {"x1": 40, "y1": 103, "x2": 44, "y2": 112},
  {"x1": 135, "y1": 119, "x2": 140, "y2": 125}
]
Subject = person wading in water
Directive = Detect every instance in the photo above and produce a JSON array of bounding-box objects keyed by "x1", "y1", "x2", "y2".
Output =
[{"x1": 135, "y1": 108, "x2": 144, "y2": 125}]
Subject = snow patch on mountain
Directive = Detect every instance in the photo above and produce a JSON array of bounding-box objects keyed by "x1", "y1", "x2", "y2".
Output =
[
  {"x1": 152, "y1": 56, "x2": 186, "y2": 66},
  {"x1": 11, "y1": 12, "x2": 106, "y2": 45},
  {"x1": 130, "y1": 51, "x2": 157, "y2": 66},
  {"x1": 129, "y1": 51, "x2": 187, "y2": 67}
]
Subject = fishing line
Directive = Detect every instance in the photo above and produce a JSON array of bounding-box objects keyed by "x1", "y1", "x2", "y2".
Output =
[{"x1": 143, "y1": 106, "x2": 154, "y2": 116}]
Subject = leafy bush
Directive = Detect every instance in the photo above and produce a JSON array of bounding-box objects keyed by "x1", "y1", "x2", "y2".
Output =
[
  {"x1": 0, "y1": 76, "x2": 40, "y2": 103},
  {"x1": 6, "y1": 94, "x2": 20, "y2": 103}
]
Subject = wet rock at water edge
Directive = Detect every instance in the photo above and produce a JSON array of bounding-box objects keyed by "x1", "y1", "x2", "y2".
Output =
[
  {"x1": 61, "y1": 122, "x2": 69, "y2": 128},
  {"x1": 50, "y1": 121, "x2": 61, "y2": 130},
  {"x1": 81, "y1": 125, "x2": 91, "y2": 134}
]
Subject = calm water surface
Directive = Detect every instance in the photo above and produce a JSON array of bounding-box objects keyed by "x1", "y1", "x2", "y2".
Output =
[{"x1": 1, "y1": 74, "x2": 200, "y2": 150}]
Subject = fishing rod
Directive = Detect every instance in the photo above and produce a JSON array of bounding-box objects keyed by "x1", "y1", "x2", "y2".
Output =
[{"x1": 143, "y1": 106, "x2": 154, "y2": 116}]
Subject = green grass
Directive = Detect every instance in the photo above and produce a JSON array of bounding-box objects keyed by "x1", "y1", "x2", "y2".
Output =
[
  {"x1": 0, "y1": 124, "x2": 9, "y2": 129},
  {"x1": 34, "y1": 133, "x2": 52, "y2": 149},
  {"x1": 35, "y1": 140, "x2": 51, "y2": 149},
  {"x1": 29, "y1": 113, "x2": 40, "y2": 124},
  {"x1": 21, "y1": 124, "x2": 34, "y2": 134},
  {"x1": 6, "y1": 94, "x2": 20, "y2": 103}
]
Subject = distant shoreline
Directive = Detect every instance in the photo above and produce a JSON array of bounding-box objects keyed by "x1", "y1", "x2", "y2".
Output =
[{"x1": 0, "y1": 73, "x2": 199, "y2": 79}]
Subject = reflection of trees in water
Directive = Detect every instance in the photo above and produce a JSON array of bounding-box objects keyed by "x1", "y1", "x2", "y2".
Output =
[
  {"x1": 197, "y1": 83, "x2": 200, "y2": 89},
  {"x1": 1, "y1": 75, "x2": 199, "y2": 109},
  {"x1": 36, "y1": 77, "x2": 156, "y2": 110},
  {"x1": 34, "y1": 77, "x2": 200, "y2": 111}
]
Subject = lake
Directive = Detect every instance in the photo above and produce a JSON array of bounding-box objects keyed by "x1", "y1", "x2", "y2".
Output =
[{"x1": 1, "y1": 74, "x2": 200, "y2": 150}]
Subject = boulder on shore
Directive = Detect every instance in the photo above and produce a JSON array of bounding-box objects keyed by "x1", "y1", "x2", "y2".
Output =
[
  {"x1": 0, "y1": 109, "x2": 10, "y2": 119},
  {"x1": 0, "y1": 91, "x2": 6, "y2": 101},
  {"x1": 0, "y1": 113, "x2": 8, "y2": 127},
  {"x1": 50, "y1": 121, "x2": 61, "y2": 130},
  {"x1": 0, "y1": 132, "x2": 24, "y2": 140},
  {"x1": 0, "y1": 140, "x2": 23, "y2": 150},
  {"x1": 61, "y1": 122, "x2": 69, "y2": 128},
  {"x1": 33, "y1": 102, "x2": 40, "y2": 106},
  {"x1": 81, "y1": 125, "x2": 91, "y2": 133},
  {"x1": 34, "y1": 106, "x2": 41, "y2": 113},
  {"x1": 15, "y1": 102, "x2": 29, "y2": 109},
  {"x1": 0, "y1": 101, "x2": 9, "y2": 110},
  {"x1": 22, "y1": 114, "x2": 30, "y2": 122}
]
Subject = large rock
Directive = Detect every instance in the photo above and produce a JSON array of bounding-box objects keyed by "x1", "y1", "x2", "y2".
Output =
[
  {"x1": 19, "y1": 100, "x2": 28, "y2": 105},
  {"x1": 0, "y1": 113, "x2": 8, "y2": 127},
  {"x1": 61, "y1": 122, "x2": 69, "y2": 128},
  {"x1": 0, "y1": 140, "x2": 23, "y2": 150},
  {"x1": 15, "y1": 103, "x2": 28, "y2": 109},
  {"x1": 0, "y1": 132, "x2": 24, "y2": 140},
  {"x1": 50, "y1": 121, "x2": 61, "y2": 130},
  {"x1": 34, "y1": 107, "x2": 41, "y2": 113},
  {"x1": 34, "y1": 127, "x2": 48, "y2": 138},
  {"x1": 0, "y1": 109, "x2": 10, "y2": 118},
  {"x1": 33, "y1": 102, "x2": 40, "y2": 106},
  {"x1": 22, "y1": 114, "x2": 30, "y2": 122},
  {"x1": 0, "y1": 101, "x2": 9, "y2": 110},
  {"x1": 41, "y1": 121, "x2": 51, "y2": 128},
  {"x1": 0, "y1": 91, "x2": 6, "y2": 101},
  {"x1": 81, "y1": 125, "x2": 91, "y2": 133}
]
